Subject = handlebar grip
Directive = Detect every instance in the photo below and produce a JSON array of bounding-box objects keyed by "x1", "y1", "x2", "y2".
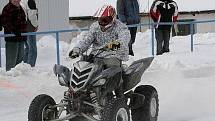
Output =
[{"x1": 69, "y1": 51, "x2": 79, "y2": 59}]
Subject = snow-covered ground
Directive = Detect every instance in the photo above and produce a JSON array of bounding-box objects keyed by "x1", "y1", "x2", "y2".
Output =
[{"x1": 1, "y1": 31, "x2": 215, "y2": 121}]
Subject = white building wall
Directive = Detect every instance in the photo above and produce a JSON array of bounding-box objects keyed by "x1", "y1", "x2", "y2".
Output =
[
  {"x1": 139, "y1": 13, "x2": 215, "y2": 33},
  {"x1": 179, "y1": 13, "x2": 215, "y2": 33},
  {"x1": 37, "y1": 0, "x2": 70, "y2": 42},
  {"x1": 38, "y1": 0, "x2": 69, "y2": 31}
]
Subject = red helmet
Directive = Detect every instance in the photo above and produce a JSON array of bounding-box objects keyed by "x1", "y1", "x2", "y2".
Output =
[{"x1": 94, "y1": 5, "x2": 116, "y2": 29}]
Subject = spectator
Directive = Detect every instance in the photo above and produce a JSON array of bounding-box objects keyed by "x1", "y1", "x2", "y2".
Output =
[
  {"x1": 150, "y1": 0, "x2": 178, "y2": 55},
  {"x1": 2, "y1": 0, "x2": 27, "y2": 71},
  {"x1": 21, "y1": 0, "x2": 38, "y2": 67},
  {"x1": 117, "y1": 0, "x2": 140, "y2": 56}
]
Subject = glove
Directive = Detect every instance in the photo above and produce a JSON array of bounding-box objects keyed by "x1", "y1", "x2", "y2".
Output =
[
  {"x1": 69, "y1": 48, "x2": 80, "y2": 59},
  {"x1": 28, "y1": 0, "x2": 37, "y2": 10},
  {"x1": 69, "y1": 51, "x2": 79, "y2": 59},
  {"x1": 107, "y1": 41, "x2": 121, "y2": 50}
]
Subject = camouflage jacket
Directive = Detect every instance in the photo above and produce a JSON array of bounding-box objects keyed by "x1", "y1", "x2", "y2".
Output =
[{"x1": 74, "y1": 19, "x2": 130, "y2": 61}]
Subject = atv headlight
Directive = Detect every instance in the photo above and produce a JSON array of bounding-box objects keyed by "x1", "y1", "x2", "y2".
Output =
[{"x1": 93, "y1": 79, "x2": 106, "y2": 86}]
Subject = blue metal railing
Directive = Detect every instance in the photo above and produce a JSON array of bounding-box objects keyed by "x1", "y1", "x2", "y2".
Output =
[
  {"x1": 127, "y1": 19, "x2": 215, "y2": 55},
  {"x1": 1, "y1": 19, "x2": 215, "y2": 67},
  {"x1": 151, "y1": 24, "x2": 155, "y2": 56},
  {"x1": 0, "y1": 28, "x2": 89, "y2": 67}
]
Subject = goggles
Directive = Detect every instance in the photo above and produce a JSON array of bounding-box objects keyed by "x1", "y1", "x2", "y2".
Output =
[{"x1": 98, "y1": 16, "x2": 113, "y2": 26}]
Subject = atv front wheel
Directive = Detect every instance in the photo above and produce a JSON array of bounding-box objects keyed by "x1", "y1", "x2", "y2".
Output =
[
  {"x1": 101, "y1": 98, "x2": 130, "y2": 121},
  {"x1": 131, "y1": 85, "x2": 159, "y2": 121},
  {"x1": 28, "y1": 94, "x2": 58, "y2": 121}
]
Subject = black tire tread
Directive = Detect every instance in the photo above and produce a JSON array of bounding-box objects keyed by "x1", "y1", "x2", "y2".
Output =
[
  {"x1": 101, "y1": 98, "x2": 130, "y2": 121},
  {"x1": 131, "y1": 85, "x2": 159, "y2": 121},
  {"x1": 28, "y1": 94, "x2": 57, "y2": 121}
]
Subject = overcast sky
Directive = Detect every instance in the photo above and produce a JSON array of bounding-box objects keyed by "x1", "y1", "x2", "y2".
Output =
[{"x1": 69, "y1": 0, "x2": 215, "y2": 17}]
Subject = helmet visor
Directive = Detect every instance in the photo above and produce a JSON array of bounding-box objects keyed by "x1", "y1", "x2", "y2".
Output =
[{"x1": 98, "y1": 16, "x2": 113, "y2": 26}]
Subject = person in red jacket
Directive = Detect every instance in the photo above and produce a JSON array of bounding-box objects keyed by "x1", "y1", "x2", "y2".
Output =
[
  {"x1": 150, "y1": 0, "x2": 178, "y2": 55},
  {"x1": 2, "y1": 0, "x2": 27, "y2": 71}
]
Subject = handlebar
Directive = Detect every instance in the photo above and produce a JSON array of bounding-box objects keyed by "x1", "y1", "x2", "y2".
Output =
[{"x1": 71, "y1": 41, "x2": 120, "y2": 60}]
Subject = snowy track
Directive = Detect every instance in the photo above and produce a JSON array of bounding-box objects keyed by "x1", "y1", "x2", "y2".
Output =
[{"x1": 1, "y1": 32, "x2": 215, "y2": 121}]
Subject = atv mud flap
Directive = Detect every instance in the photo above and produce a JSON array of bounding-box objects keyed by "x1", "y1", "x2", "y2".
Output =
[{"x1": 122, "y1": 57, "x2": 154, "y2": 92}]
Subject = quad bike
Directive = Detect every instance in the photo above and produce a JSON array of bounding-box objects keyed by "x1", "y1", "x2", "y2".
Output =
[{"x1": 28, "y1": 46, "x2": 159, "y2": 121}]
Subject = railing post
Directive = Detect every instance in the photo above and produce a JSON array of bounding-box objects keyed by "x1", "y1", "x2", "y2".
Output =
[
  {"x1": 190, "y1": 22, "x2": 194, "y2": 52},
  {"x1": 151, "y1": 24, "x2": 155, "y2": 56},
  {"x1": 56, "y1": 32, "x2": 60, "y2": 65}
]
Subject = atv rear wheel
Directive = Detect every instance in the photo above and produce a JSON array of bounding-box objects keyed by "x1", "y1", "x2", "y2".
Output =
[
  {"x1": 131, "y1": 85, "x2": 159, "y2": 121},
  {"x1": 101, "y1": 98, "x2": 130, "y2": 121},
  {"x1": 28, "y1": 94, "x2": 58, "y2": 121}
]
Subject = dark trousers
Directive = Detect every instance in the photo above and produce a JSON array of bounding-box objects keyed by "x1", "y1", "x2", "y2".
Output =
[
  {"x1": 128, "y1": 27, "x2": 137, "y2": 56},
  {"x1": 155, "y1": 29, "x2": 171, "y2": 55},
  {"x1": 6, "y1": 41, "x2": 25, "y2": 71},
  {"x1": 24, "y1": 35, "x2": 37, "y2": 67}
]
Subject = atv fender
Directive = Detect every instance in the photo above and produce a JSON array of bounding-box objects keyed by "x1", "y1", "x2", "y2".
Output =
[
  {"x1": 125, "y1": 91, "x2": 145, "y2": 109},
  {"x1": 92, "y1": 66, "x2": 122, "y2": 83},
  {"x1": 123, "y1": 57, "x2": 154, "y2": 92},
  {"x1": 91, "y1": 66, "x2": 122, "y2": 93}
]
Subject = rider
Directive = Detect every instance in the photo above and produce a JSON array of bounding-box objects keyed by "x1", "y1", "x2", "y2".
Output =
[{"x1": 69, "y1": 5, "x2": 130, "y2": 62}]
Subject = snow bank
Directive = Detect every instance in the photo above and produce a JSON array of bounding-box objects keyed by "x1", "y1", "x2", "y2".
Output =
[{"x1": 1, "y1": 31, "x2": 215, "y2": 121}]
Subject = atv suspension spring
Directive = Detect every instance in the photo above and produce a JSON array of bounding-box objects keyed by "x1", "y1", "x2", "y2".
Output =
[
  {"x1": 90, "y1": 93, "x2": 97, "y2": 104},
  {"x1": 90, "y1": 92, "x2": 101, "y2": 118}
]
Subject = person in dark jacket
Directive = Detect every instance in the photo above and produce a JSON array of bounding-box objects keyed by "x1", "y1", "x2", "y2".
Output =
[
  {"x1": 150, "y1": 0, "x2": 178, "y2": 55},
  {"x1": 117, "y1": 0, "x2": 140, "y2": 56},
  {"x1": 2, "y1": 0, "x2": 27, "y2": 71}
]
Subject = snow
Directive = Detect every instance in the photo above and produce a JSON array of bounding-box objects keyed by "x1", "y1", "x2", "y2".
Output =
[
  {"x1": 69, "y1": 0, "x2": 215, "y2": 17},
  {"x1": 1, "y1": 30, "x2": 215, "y2": 121}
]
